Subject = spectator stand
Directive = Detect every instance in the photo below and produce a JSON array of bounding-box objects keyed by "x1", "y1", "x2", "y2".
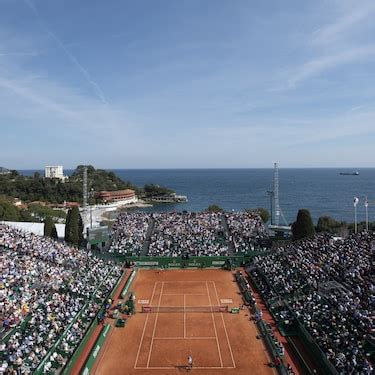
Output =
[
  {"x1": 34, "y1": 266, "x2": 122, "y2": 375},
  {"x1": 102, "y1": 212, "x2": 272, "y2": 263},
  {"x1": 247, "y1": 268, "x2": 335, "y2": 374},
  {"x1": 234, "y1": 271, "x2": 290, "y2": 374},
  {"x1": 220, "y1": 214, "x2": 235, "y2": 255},
  {"x1": 1, "y1": 314, "x2": 32, "y2": 346},
  {"x1": 64, "y1": 267, "x2": 139, "y2": 375},
  {"x1": 142, "y1": 215, "x2": 155, "y2": 256},
  {"x1": 246, "y1": 232, "x2": 375, "y2": 374},
  {"x1": 284, "y1": 302, "x2": 338, "y2": 374},
  {"x1": 61, "y1": 269, "x2": 127, "y2": 375}
]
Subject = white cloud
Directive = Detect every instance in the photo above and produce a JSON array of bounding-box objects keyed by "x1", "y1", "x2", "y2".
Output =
[
  {"x1": 0, "y1": 53, "x2": 135, "y2": 143},
  {"x1": 23, "y1": 0, "x2": 108, "y2": 105},
  {"x1": 287, "y1": 45, "x2": 375, "y2": 88},
  {"x1": 311, "y1": 1, "x2": 375, "y2": 46}
]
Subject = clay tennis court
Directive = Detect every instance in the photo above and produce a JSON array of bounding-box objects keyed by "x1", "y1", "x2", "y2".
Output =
[{"x1": 92, "y1": 269, "x2": 274, "y2": 374}]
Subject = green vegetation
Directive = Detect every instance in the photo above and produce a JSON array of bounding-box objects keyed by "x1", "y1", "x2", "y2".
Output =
[
  {"x1": 316, "y1": 216, "x2": 375, "y2": 236},
  {"x1": 206, "y1": 204, "x2": 224, "y2": 213},
  {"x1": 71, "y1": 166, "x2": 138, "y2": 196},
  {"x1": 0, "y1": 165, "x2": 177, "y2": 208},
  {"x1": 292, "y1": 209, "x2": 315, "y2": 240},
  {"x1": 51, "y1": 225, "x2": 58, "y2": 240},
  {"x1": 245, "y1": 207, "x2": 270, "y2": 223},
  {"x1": 43, "y1": 216, "x2": 56, "y2": 238},
  {"x1": 316, "y1": 216, "x2": 347, "y2": 236},
  {"x1": 143, "y1": 184, "x2": 174, "y2": 198},
  {"x1": 0, "y1": 196, "x2": 35, "y2": 222},
  {"x1": 64, "y1": 207, "x2": 84, "y2": 246},
  {"x1": 0, "y1": 165, "x2": 138, "y2": 204},
  {"x1": 29, "y1": 203, "x2": 66, "y2": 221}
]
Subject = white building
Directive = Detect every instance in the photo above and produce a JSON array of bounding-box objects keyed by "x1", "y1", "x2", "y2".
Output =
[{"x1": 45, "y1": 166, "x2": 67, "y2": 180}]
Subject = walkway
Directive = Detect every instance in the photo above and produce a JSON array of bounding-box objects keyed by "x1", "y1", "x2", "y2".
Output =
[{"x1": 248, "y1": 278, "x2": 309, "y2": 375}]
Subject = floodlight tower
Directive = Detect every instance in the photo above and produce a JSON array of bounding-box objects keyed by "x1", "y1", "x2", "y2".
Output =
[
  {"x1": 273, "y1": 163, "x2": 280, "y2": 226},
  {"x1": 83, "y1": 166, "x2": 88, "y2": 208}
]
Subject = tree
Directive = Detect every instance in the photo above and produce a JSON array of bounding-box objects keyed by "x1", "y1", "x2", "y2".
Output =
[
  {"x1": 316, "y1": 216, "x2": 350, "y2": 236},
  {"x1": 292, "y1": 209, "x2": 315, "y2": 240},
  {"x1": 69, "y1": 207, "x2": 80, "y2": 245},
  {"x1": 44, "y1": 216, "x2": 54, "y2": 237},
  {"x1": 64, "y1": 209, "x2": 72, "y2": 242},
  {"x1": 206, "y1": 204, "x2": 224, "y2": 213},
  {"x1": 51, "y1": 225, "x2": 58, "y2": 240},
  {"x1": 245, "y1": 207, "x2": 270, "y2": 223},
  {"x1": 143, "y1": 184, "x2": 174, "y2": 197},
  {"x1": 0, "y1": 165, "x2": 141, "y2": 204},
  {"x1": 65, "y1": 207, "x2": 84, "y2": 246},
  {"x1": 0, "y1": 198, "x2": 20, "y2": 221}
]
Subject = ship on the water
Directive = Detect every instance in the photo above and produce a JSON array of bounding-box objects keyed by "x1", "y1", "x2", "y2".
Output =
[{"x1": 339, "y1": 171, "x2": 359, "y2": 175}]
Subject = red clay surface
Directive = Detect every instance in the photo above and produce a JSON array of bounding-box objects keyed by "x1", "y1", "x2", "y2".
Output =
[{"x1": 92, "y1": 269, "x2": 275, "y2": 375}]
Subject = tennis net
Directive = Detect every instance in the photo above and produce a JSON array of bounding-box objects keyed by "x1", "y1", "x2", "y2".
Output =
[{"x1": 141, "y1": 305, "x2": 229, "y2": 313}]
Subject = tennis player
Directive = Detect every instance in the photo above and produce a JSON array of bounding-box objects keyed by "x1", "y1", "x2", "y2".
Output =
[{"x1": 187, "y1": 355, "x2": 193, "y2": 370}]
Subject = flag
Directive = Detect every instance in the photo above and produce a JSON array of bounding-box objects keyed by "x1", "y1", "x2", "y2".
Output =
[
  {"x1": 365, "y1": 197, "x2": 368, "y2": 208},
  {"x1": 353, "y1": 197, "x2": 359, "y2": 207}
]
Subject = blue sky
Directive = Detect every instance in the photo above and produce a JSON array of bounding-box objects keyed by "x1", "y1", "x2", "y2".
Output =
[{"x1": 1, "y1": 0, "x2": 375, "y2": 168}]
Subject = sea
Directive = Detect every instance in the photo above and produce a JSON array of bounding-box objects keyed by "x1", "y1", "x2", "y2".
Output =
[{"x1": 20, "y1": 168, "x2": 375, "y2": 224}]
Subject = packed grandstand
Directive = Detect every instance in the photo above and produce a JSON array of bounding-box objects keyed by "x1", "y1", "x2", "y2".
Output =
[
  {"x1": 1, "y1": 212, "x2": 374, "y2": 374},
  {"x1": 250, "y1": 232, "x2": 374, "y2": 374},
  {"x1": 108, "y1": 211, "x2": 268, "y2": 256},
  {"x1": 0, "y1": 225, "x2": 122, "y2": 374}
]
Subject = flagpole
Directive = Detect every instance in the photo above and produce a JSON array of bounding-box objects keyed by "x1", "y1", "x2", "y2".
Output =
[
  {"x1": 353, "y1": 197, "x2": 359, "y2": 234},
  {"x1": 365, "y1": 196, "x2": 369, "y2": 231}
]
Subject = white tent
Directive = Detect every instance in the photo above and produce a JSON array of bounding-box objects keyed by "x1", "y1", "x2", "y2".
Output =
[{"x1": 1, "y1": 221, "x2": 65, "y2": 239}]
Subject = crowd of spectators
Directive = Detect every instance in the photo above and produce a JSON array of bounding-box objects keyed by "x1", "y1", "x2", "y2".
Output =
[
  {"x1": 0, "y1": 225, "x2": 122, "y2": 374},
  {"x1": 106, "y1": 211, "x2": 267, "y2": 257},
  {"x1": 250, "y1": 231, "x2": 374, "y2": 373},
  {"x1": 109, "y1": 213, "x2": 149, "y2": 255},
  {"x1": 149, "y1": 212, "x2": 228, "y2": 256},
  {"x1": 226, "y1": 212, "x2": 268, "y2": 253}
]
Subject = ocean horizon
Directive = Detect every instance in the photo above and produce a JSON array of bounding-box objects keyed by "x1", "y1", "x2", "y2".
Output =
[{"x1": 19, "y1": 168, "x2": 375, "y2": 224}]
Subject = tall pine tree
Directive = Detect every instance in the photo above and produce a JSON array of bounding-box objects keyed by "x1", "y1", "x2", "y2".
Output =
[
  {"x1": 65, "y1": 207, "x2": 84, "y2": 246},
  {"x1": 64, "y1": 209, "x2": 72, "y2": 242},
  {"x1": 51, "y1": 225, "x2": 58, "y2": 240},
  {"x1": 292, "y1": 209, "x2": 315, "y2": 241},
  {"x1": 44, "y1": 216, "x2": 54, "y2": 237}
]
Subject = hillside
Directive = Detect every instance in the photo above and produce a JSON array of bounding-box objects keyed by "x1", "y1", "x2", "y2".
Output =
[{"x1": 0, "y1": 165, "x2": 139, "y2": 204}]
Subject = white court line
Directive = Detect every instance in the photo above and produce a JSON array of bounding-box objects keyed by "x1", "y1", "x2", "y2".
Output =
[
  {"x1": 146, "y1": 281, "x2": 164, "y2": 368},
  {"x1": 153, "y1": 337, "x2": 217, "y2": 340},
  {"x1": 183, "y1": 294, "x2": 186, "y2": 338},
  {"x1": 134, "y1": 281, "x2": 158, "y2": 369},
  {"x1": 161, "y1": 281, "x2": 208, "y2": 283},
  {"x1": 92, "y1": 325, "x2": 114, "y2": 374},
  {"x1": 206, "y1": 281, "x2": 223, "y2": 368},
  {"x1": 135, "y1": 366, "x2": 236, "y2": 369},
  {"x1": 162, "y1": 293, "x2": 207, "y2": 296},
  {"x1": 212, "y1": 281, "x2": 236, "y2": 368}
]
